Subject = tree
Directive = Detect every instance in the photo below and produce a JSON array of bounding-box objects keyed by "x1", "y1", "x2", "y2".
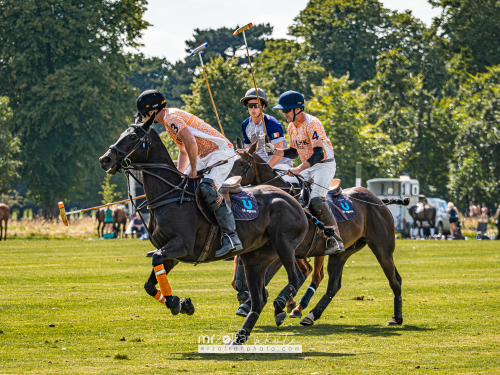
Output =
[
  {"x1": 182, "y1": 57, "x2": 251, "y2": 144},
  {"x1": 254, "y1": 39, "x2": 325, "y2": 103},
  {"x1": 289, "y1": 0, "x2": 391, "y2": 85},
  {"x1": 99, "y1": 174, "x2": 118, "y2": 204},
  {"x1": 448, "y1": 65, "x2": 500, "y2": 207},
  {"x1": 430, "y1": 0, "x2": 500, "y2": 74},
  {"x1": 0, "y1": 98, "x2": 21, "y2": 195},
  {"x1": 0, "y1": 0, "x2": 149, "y2": 212}
]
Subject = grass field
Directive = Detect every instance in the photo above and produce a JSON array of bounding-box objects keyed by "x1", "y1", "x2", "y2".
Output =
[{"x1": 0, "y1": 239, "x2": 499, "y2": 374}]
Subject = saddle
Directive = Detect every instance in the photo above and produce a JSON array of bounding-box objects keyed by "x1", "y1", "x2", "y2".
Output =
[
  {"x1": 220, "y1": 176, "x2": 243, "y2": 209},
  {"x1": 328, "y1": 179, "x2": 342, "y2": 196}
]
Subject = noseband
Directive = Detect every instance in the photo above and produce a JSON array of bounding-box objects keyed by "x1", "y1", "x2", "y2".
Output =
[{"x1": 108, "y1": 125, "x2": 151, "y2": 169}]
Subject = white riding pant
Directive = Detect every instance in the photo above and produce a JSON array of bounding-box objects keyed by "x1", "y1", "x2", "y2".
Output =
[
  {"x1": 273, "y1": 163, "x2": 299, "y2": 184},
  {"x1": 185, "y1": 147, "x2": 235, "y2": 190},
  {"x1": 299, "y1": 159, "x2": 336, "y2": 199}
]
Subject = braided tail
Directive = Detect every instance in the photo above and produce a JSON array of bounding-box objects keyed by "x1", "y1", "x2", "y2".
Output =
[{"x1": 303, "y1": 211, "x2": 335, "y2": 238}]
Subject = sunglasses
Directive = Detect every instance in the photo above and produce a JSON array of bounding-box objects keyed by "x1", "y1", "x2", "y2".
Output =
[
  {"x1": 247, "y1": 103, "x2": 261, "y2": 109},
  {"x1": 281, "y1": 108, "x2": 293, "y2": 113}
]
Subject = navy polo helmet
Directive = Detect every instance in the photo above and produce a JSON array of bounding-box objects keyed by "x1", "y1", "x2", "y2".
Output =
[{"x1": 273, "y1": 90, "x2": 305, "y2": 110}]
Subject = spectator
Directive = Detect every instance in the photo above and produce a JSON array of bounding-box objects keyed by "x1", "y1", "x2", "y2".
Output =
[
  {"x1": 468, "y1": 201, "x2": 476, "y2": 218},
  {"x1": 496, "y1": 204, "x2": 500, "y2": 240},
  {"x1": 125, "y1": 213, "x2": 146, "y2": 238},
  {"x1": 474, "y1": 204, "x2": 481, "y2": 217},
  {"x1": 103, "y1": 205, "x2": 114, "y2": 238},
  {"x1": 481, "y1": 203, "x2": 489, "y2": 219},
  {"x1": 447, "y1": 202, "x2": 458, "y2": 239}
]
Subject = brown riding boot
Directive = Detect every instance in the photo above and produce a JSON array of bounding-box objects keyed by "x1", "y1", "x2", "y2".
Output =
[{"x1": 309, "y1": 197, "x2": 345, "y2": 255}]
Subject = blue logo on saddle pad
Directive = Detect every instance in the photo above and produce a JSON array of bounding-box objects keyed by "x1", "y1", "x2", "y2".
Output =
[
  {"x1": 327, "y1": 193, "x2": 356, "y2": 223},
  {"x1": 230, "y1": 190, "x2": 259, "y2": 220},
  {"x1": 340, "y1": 201, "x2": 350, "y2": 211}
]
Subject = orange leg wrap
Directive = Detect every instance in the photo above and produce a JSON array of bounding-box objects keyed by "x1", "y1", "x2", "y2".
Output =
[
  {"x1": 154, "y1": 264, "x2": 172, "y2": 298},
  {"x1": 153, "y1": 290, "x2": 166, "y2": 305}
]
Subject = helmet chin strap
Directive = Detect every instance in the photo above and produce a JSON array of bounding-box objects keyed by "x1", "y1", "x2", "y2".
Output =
[{"x1": 292, "y1": 108, "x2": 304, "y2": 123}]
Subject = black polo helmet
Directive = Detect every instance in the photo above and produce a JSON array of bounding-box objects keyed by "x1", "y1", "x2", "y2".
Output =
[
  {"x1": 240, "y1": 87, "x2": 269, "y2": 107},
  {"x1": 136, "y1": 89, "x2": 166, "y2": 115}
]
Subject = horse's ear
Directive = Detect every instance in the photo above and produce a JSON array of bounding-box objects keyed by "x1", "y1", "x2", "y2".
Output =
[
  {"x1": 142, "y1": 112, "x2": 155, "y2": 130},
  {"x1": 236, "y1": 137, "x2": 243, "y2": 150},
  {"x1": 248, "y1": 141, "x2": 258, "y2": 154},
  {"x1": 134, "y1": 112, "x2": 143, "y2": 125}
]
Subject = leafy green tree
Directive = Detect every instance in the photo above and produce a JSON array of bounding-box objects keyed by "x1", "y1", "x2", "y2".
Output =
[
  {"x1": 254, "y1": 39, "x2": 325, "y2": 102},
  {"x1": 182, "y1": 57, "x2": 251, "y2": 144},
  {"x1": 0, "y1": 98, "x2": 21, "y2": 195},
  {"x1": 430, "y1": 0, "x2": 500, "y2": 74},
  {"x1": 448, "y1": 65, "x2": 500, "y2": 207},
  {"x1": 99, "y1": 175, "x2": 118, "y2": 204},
  {"x1": 289, "y1": 0, "x2": 391, "y2": 85},
  {"x1": 0, "y1": 0, "x2": 148, "y2": 213},
  {"x1": 361, "y1": 50, "x2": 455, "y2": 197}
]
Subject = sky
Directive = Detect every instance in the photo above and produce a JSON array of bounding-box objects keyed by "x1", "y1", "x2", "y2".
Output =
[{"x1": 131, "y1": 0, "x2": 442, "y2": 62}]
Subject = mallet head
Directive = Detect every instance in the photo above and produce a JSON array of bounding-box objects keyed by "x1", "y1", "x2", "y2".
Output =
[
  {"x1": 190, "y1": 43, "x2": 208, "y2": 56},
  {"x1": 233, "y1": 23, "x2": 253, "y2": 35},
  {"x1": 58, "y1": 202, "x2": 68, "y2": 226}
]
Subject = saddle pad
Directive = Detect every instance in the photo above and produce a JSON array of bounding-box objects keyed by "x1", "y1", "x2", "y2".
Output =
[
  {"x1": 327, "y1": 193, "x2": 355, "y2": 223},
  {"x1": 230, "y1": 190, "x2": 259, "y2": 221}
]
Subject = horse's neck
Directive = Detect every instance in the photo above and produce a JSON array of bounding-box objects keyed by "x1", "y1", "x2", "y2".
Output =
[
  {"x1": 253, "y1": 160, "x2": 289, "y2": 188},
  {"x1": 140, "y1": 132, "x2": 181, "y2": 202}
]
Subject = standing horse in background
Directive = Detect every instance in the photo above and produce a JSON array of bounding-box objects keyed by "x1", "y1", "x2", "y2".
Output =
[
  {"x1": 0, "y1": 203, "x2": 10, "y2": 241},
  {"x1": 409, "y1": 203, "x2": 436, "y2": 238},
  {"x1": 96, "y1": 208, "x2": 105, "y2": 238},
  {"x1": 231, "y1": 139, "x2": 407, "y2": 326},
  {"x1": 113, "y1": 205, "x2": 127, "y2": 238}
]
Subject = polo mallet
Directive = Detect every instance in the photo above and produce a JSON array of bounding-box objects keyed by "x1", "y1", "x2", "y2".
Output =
[
  {"x1": 233, "y1": 23, "x2": 266, "y2": 134},
  {"x1": 58, "y1": 195, "x2": 146, "y2": 226},
  {"x1": 189, "y1": 43, "x2": 225, "y2": 136}
]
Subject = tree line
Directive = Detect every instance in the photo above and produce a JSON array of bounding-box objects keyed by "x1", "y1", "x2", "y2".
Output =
[{"x1": 0, "y1": 0, "x2": 499, "y2": 215}]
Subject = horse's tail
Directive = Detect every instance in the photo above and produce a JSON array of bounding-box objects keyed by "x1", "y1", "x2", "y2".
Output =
[{"x1": 382, "y1": 197, "x2": 410, "y2": 206}]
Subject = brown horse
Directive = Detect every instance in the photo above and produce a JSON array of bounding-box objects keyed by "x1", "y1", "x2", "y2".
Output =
[
  {"x1": 0, "y1": 203, "x2": 10, "y2": 241},
  {"x1": 409, "y1": 204, "x2": 436, "y2": 237},
  {"x1": 231, "y1": 139, "x2": 406, "y2": 326},
  {"x1": 96, "y1": 208, "x2": 105, "y2": 238},
  {"x1": 113, "y1": 205, "x2": 127, "y2": 238}
]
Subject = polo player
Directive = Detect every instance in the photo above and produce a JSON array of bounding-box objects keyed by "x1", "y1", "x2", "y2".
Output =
[
  {"x1": 265, "y1": 90, "x2": 345, "y2": 254},
  {"x1": 136, "y1": 89, "x2": 243, "y2": 257},
  {"x1": 240, "y1": 88, "x2": 295, "y2": 182}
]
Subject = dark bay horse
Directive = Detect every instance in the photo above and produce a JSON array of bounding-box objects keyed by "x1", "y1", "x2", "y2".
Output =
[
  {"x1": 231, "y1": 139, "x2": 405, "y2": 327},
  {"x1": 0, "y1": 203, "x2": 10, "y2": 241},
  {"x1": 98, "y1": 115, "x2": 311, "y2": 345},
  {"x1": 113, "y1": 205, "x2": 127, "y2": 238},
  {"x1": 409, "y1": 204, "x2": 436, "y2": 237},
  {"x1": 96, "y1": 208, "x2": 105, "y2": 238}
]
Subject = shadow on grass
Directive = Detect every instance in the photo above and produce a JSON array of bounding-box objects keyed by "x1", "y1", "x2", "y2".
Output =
[
  {"x1": 252, "y1": 324, "x2": 433, "y2": 337},
  {"x1": 177, "y1": 351, "x2": 358, "y2": 361}
]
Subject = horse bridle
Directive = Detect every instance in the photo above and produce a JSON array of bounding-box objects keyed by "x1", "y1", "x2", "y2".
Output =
[{"x1": 108, "y1": 125, "x2": 152, "y2": 170}]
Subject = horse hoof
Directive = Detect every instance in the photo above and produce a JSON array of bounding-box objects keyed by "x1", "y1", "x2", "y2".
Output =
[
  {"x1": 275, "y1": 312, "x2": 287, "y2": 327},
  {"x1": 286, "y1": 300, "x2": 297, "y2": 313},
  {"x1": 300, "y1": 313, "x2": 315, "y2": 326},
  {"x1": 179, "y1": 298, "x2": 195, "y2": 316},
  {"x1": 165, "y1": 296, "x2": 181, "y2": 315},
  {"x1": 386, "y1": 317, "x2": 403, "y2": 326},
  {"x1": 146, "y1": 250, "x2": 155, "y2": 257},
  {"x1": 236, "y1": 303, "x2": 250, "y2": 317},
  {"x1": 289, "y1": 309, "x2": 302, "y2": 319}
]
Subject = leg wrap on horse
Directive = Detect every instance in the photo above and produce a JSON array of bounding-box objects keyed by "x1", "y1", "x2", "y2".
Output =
[
  {"x1": 299, "y1": 281, "x2": 317, "y2": 309},
  {"x1": 144, "y1": 281, "x2": 158, "y2": 297},
  {"x1": 235, "y1": 260, "x2": 249, "y2": 303},
  {"x1": 153, "y1": 260, "x2": 172, "y2": 299},
  {"x1": 199, "y1": 178, "x2": 223, "y2": 212},
  {"x1": 273, "y1": 284, "x2": 297, "y2": 311},
  {"x1": 235, "y1": 311, "x2": 260, "y2": 344},
  {"x1": 393, "y1": 295, "x2": 403, "y2": 322}
]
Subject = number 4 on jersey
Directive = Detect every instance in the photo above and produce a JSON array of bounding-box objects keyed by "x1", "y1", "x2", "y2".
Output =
[{"x1": 312, "y1": 131, "x2": 319, "y2": 140}]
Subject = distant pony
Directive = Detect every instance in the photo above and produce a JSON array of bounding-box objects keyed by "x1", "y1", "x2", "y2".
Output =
[
  {"x1": 0, "y1": 203, "x2": 10, "y2": 241},
  {"x1": 96, "y1": 208, "x2": 105, "y2": 238},
  {"x1": 409, "y1": 202, "x2": 436, "y2": 238},
  {"x1": 113, "y1": 205, "x2": 127, "y2": 238}
]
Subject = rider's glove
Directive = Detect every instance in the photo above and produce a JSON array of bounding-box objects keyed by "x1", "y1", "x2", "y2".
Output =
[{"x1": 264, "y1": 143, "x2": 276, "y2": 156}]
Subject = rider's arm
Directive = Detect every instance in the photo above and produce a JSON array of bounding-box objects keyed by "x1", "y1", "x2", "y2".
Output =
[
  {"x1": 268, "y1": 140, "x2": 286, "y2": 168},
  {"x1": 294, "y1": 140, "x2": 324, "y2": 172},
  {"x1": 177, "y1": 146, "x2": 190, "y2": 173},
  {"x1": 178, "y1": 127, "x2": 198, "y2": 174}
]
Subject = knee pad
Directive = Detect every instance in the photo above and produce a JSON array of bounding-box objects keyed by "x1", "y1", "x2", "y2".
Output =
[
  {"x1": 152, "y1": 250, "x2": 164, "y2": 267},
  {"x1": 199, "y1": 178, "x2": 223, "y2": 212}
]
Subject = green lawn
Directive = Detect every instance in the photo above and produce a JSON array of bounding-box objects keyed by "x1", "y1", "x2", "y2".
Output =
[{"x1": 0, "y1": 239, "x2": 499, "y2": 374}]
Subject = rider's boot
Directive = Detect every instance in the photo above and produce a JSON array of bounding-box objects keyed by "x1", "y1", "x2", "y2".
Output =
[
  {"x1": 309, "y1": 197, "x2": 344, "y2": 255},
  {"x1": 199, "y1": 178, "x2": 243, "y2": 257}
]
